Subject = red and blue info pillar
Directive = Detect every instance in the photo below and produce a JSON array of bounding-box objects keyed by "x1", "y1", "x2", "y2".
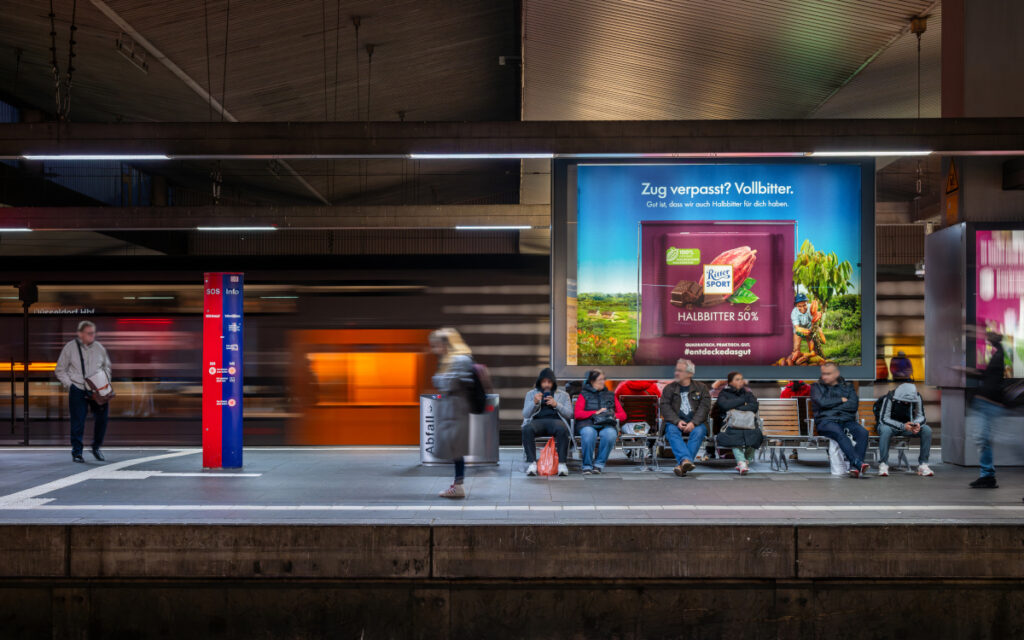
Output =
[{"x1": 202, "y1": 272, "x2": 244, "y2": 468}]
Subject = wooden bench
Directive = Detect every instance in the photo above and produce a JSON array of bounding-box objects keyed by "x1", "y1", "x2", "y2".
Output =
[{"x1": 755, "y1": 398, "x2": 816, "y2": 471}]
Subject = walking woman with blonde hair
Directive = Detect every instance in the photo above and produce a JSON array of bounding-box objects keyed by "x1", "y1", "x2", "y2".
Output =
[{"x1": 430, "y1": 328, "x2": 475, "y2": 499}]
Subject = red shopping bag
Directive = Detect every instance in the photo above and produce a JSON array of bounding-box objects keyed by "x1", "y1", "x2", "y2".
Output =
[{"x1": 537, "y1": 437, "x2": 558, "y2": 476}]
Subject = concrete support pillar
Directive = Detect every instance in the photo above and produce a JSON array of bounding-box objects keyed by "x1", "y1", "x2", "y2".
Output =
[{"x1": 935, "y1": 0, "x2": 1024, "y2": 466}]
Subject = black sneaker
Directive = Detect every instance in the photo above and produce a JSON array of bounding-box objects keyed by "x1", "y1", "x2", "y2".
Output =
[
  {"x1": 91, "y1": 448, "x2": 105, "y2": 462},
  {"x1": 969, "y1": 476, "x2": 998, "y2": 489},
  {"x1": 72, "y1": 453, "x2": 85, "y2": 463}
]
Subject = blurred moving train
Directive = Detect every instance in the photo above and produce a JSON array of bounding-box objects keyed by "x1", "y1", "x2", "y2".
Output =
[{"x1": 0, "y1": 255, "x2": 551, "y2": 446}]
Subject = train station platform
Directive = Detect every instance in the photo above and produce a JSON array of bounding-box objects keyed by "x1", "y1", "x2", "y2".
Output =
[{"x1": 2, "y1": 447, "x2": 1023, "y2": 638}]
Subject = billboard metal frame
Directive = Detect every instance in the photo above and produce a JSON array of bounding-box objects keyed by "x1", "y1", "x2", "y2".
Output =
[{"x1": 551, "y1": 157, "x2": 876, "y2": 381}]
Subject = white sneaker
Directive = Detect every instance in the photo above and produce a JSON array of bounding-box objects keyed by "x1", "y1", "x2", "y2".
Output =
[
  {"x1": 917, "y1": 463, "x2": 934, "y2": 477},
  {"x1": 438, "y1": 483, "x2": 465, "y2": 499},
  {"x1": 557, "y1": 463, "x2": 569, "y2": 477},
  {"x1": 526, "y1": 462, "x2": 538, "y2": 476},
  {"x1": 878, "y1": 462, "x2": 890, "y2": 477},
  {"x1": 736, "y1": 461, "x2": 749, "y2": 475}
]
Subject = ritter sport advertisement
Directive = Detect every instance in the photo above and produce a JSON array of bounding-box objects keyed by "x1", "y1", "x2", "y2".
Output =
[{"x1": 562, "y1": 161, "x2": 873, "y2": 377}]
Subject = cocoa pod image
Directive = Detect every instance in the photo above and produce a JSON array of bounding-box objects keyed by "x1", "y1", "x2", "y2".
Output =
[{"x1": 700, "y1": 246, "x2": 757, "y2": 307}]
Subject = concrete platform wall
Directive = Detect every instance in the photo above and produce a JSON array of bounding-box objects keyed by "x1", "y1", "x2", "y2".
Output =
[{"x1": 2, "y1": 524, "x2": 1023, "y2": 639}]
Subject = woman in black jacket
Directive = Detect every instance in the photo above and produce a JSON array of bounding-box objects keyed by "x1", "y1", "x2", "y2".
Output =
[{"x1": 714, "y1": 371, "x2": 763, "y2": 474}]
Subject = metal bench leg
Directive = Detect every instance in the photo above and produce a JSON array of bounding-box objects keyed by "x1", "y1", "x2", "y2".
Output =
[{"x1": 897, "y1": 442, "x2": 911, "y2": 471}]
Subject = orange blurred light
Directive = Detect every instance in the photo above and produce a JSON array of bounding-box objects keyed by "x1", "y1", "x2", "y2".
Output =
[{"x1": 2, "y1": 362, "x2": 57, "y2": 371}]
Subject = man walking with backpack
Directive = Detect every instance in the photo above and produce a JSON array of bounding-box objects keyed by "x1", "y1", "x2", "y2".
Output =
[
  {"x1": 54, "y1": 320, "x2": 112, "y2": 463},
  {"x1": 875, "y1": 382, "x2": 933, "y2": 477}
]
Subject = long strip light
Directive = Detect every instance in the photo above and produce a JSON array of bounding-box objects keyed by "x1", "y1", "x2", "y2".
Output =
[
  {"x1": 22, "y1": 154, "x2": 170, "y2": 161},
  {"x1": 809, "y1": 150, "x2": 932, "y2": 157},
  {"x1": 409, "y1": 153, "x2": 554, "y2": 160},
  {"x1": 196, "y1": 226, "x2": 276, "y2": 231},
  {"x1": 0, "y1": 228, "x2": 32, "y2": 232},
  {"x1": 455, "y1": 225, "x2": 532, "y2": 231}
]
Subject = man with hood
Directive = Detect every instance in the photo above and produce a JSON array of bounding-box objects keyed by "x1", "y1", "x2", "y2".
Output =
[
  {"x1": 876, "y1": 382, "x2": 933, "y2": 477},
  {"x1": 811, "y1": 362, "x2": 869, "y2": 478},
  {"x1": 521, "y1": 367, "x2": 572, "y2": 476}
]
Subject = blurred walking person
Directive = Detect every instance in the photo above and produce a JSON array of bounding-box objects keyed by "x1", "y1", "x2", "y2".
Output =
[
  {"x1": 430, "y1": 328, "x2": 475, "y2": 499},
  {"x1": 967, "y1": 331, "x2": 1011, "y2": 489}
]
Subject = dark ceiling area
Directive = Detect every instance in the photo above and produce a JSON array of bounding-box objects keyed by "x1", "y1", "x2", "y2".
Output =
[{"x1": 0, "y1": 0, "x2": 522, "y2": 206}]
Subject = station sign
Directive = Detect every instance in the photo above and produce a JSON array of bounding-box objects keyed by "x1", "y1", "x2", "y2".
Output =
[{"x1": 202, "y1": 272, "x2": 244, "y2": 468}]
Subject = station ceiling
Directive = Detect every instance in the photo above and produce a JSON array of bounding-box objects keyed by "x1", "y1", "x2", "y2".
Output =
[{"x1": 0, "y1": 0, "x2": 944, "y2": 210}]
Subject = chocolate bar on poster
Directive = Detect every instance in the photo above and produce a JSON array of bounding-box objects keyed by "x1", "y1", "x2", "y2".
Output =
[{"x1": 670, "y1": 280, "x2": 702, "y2": 307}]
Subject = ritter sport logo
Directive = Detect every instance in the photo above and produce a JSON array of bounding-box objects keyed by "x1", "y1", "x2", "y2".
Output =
[{"x1": 703, "y1": 264, "x2": 733, "y2": 295}]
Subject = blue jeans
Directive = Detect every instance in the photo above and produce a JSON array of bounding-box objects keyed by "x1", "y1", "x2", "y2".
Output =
[
  {"x1": 577, "y1": 422, "x2": 617, "y2": 470},
  {"x1": 817, "y1": 419, "x2": 868, "y2": 468},
  {"x1": 69, "y1": 385, "x2": 108, "y2": 456},
  {"x1": 664, "y1": 422, "x2": 708, "y2": 465},
  {"x1": 878, "y1": 423, "x2": 932, "y2": 465},
  {"x1": 970, "y1": 397, "x2": 1010, "y2": 478},
  {"x1": 454, "y1": 457, "x2": 465, "y2": 484}
]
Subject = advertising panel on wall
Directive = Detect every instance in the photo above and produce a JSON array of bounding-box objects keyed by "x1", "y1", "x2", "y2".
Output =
[
  {"x1": 975, "y1": 229, "x2": 1024, "y2": 376},
  {"x1": 552, "y1": 159, "x2": 876, "y2": 380}
]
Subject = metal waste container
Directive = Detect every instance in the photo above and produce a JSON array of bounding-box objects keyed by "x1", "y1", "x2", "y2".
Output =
[{"x1": 420, "y1": 393, "x2": 500, "y2": 465}]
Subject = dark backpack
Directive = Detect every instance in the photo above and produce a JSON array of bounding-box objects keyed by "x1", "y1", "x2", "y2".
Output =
[{"x1": 468, "y1": 363, "x2": 492, "y2": 415}]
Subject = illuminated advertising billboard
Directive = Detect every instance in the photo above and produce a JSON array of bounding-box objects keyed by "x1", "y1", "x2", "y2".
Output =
[
  {"x1": 552, "y1": 160, "x2": 875, "y2": 380},
  {"x1": 975, "y1": 229, "x2": 1023, "y2": 375}
]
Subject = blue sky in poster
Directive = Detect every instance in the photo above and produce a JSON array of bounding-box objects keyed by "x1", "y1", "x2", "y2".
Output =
[{"x1": 576, "y1": 162, "x2": 863, "y2": 294}]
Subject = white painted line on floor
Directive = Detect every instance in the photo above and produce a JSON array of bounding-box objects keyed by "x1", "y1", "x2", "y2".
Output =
[
  {"x1": 0, "y1": 503, "x2": 1022, "y2": 513},
  {"x1": 0, "y1": 449, "x2": 200, "y2": 507},
  {"x1": 154, "y1": 472, "x2": 262, "y2": 477}
]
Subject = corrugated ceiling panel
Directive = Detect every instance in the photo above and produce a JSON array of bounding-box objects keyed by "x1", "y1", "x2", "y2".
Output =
[
  {"x1": 814, "y1": 2, "x2": 941, "y2": 117},
  {"x1": 523, "y1": 0, "x2": 937, "y2": 120}
]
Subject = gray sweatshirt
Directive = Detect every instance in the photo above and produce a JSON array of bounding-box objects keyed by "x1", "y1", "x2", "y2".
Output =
[
  {"x1": 521, "y1": 388, "x2": 573, "y2": 430},
  {"x1": 879, "y1": 382, "x2": 926, "y2": 430}
]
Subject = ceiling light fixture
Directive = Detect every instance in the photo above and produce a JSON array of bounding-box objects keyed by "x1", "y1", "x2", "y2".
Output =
[
  {"x1": 0, "y1": 228, "x2": 32, "y2": 232},
  {"x1": 455, "y1": 225, "x2": 532, "y2": 231},
  {"x1": 409, "y1": 153, "x2": 553, "y2": 160},
  {"x1": 22, "y1": 154, "x2": 170, "y2": 161},
  {"x1": 196, "y1": 226, "x2": 277, "y2": 231},
  {"x1": 809, "y1": 151, "x2": 932, "y2": 157}
]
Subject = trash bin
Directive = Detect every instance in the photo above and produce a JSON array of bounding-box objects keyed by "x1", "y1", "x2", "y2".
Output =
[{"x1": 420, "y1": 393, "x2": 500, "y2": 466}]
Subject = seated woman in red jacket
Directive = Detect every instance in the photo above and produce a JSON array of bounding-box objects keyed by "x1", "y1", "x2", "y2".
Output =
[{"x1": 574, "y1": 369, "x2": 626, "y2": 474}]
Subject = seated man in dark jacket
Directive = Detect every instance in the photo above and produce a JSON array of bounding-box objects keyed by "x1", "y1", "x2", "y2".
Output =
[
  {"x1": 659, "y1": 358, "x2": 711, "y2": 477},
  {"x1": 811, "y1": 362, "x2": 869, "y2": 478}
]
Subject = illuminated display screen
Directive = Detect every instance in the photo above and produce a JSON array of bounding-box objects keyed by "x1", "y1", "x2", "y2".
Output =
[
  {"x1": 552, "y1": 160, "x2": 876, "y2": 380},
  {"x1": 975, "y1": 229, "x2": 1024, "y2": 375}
]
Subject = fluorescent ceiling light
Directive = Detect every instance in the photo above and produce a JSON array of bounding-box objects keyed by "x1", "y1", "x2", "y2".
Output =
[
  {"x1": 570, "y1": 152, "x2": 805, "y2": 158},
  {"x1": 196, "y1": 226, "x2": 276, "y2": 231},
  {"x1": 22, "y1": 154, "x2": 170, "y2": 161},
  {"x1": 409, "y1": 153, "x2": 553, "y2": 160},
  {"x1": 809, "y1": 151, "x2": 932, "y2": 157},
  {"x1": 455, "y1": 225, "x2": 532, "y2": 231},
  {"x1": 0, "y1": 228, "x2": 32, "y2": 232}
]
